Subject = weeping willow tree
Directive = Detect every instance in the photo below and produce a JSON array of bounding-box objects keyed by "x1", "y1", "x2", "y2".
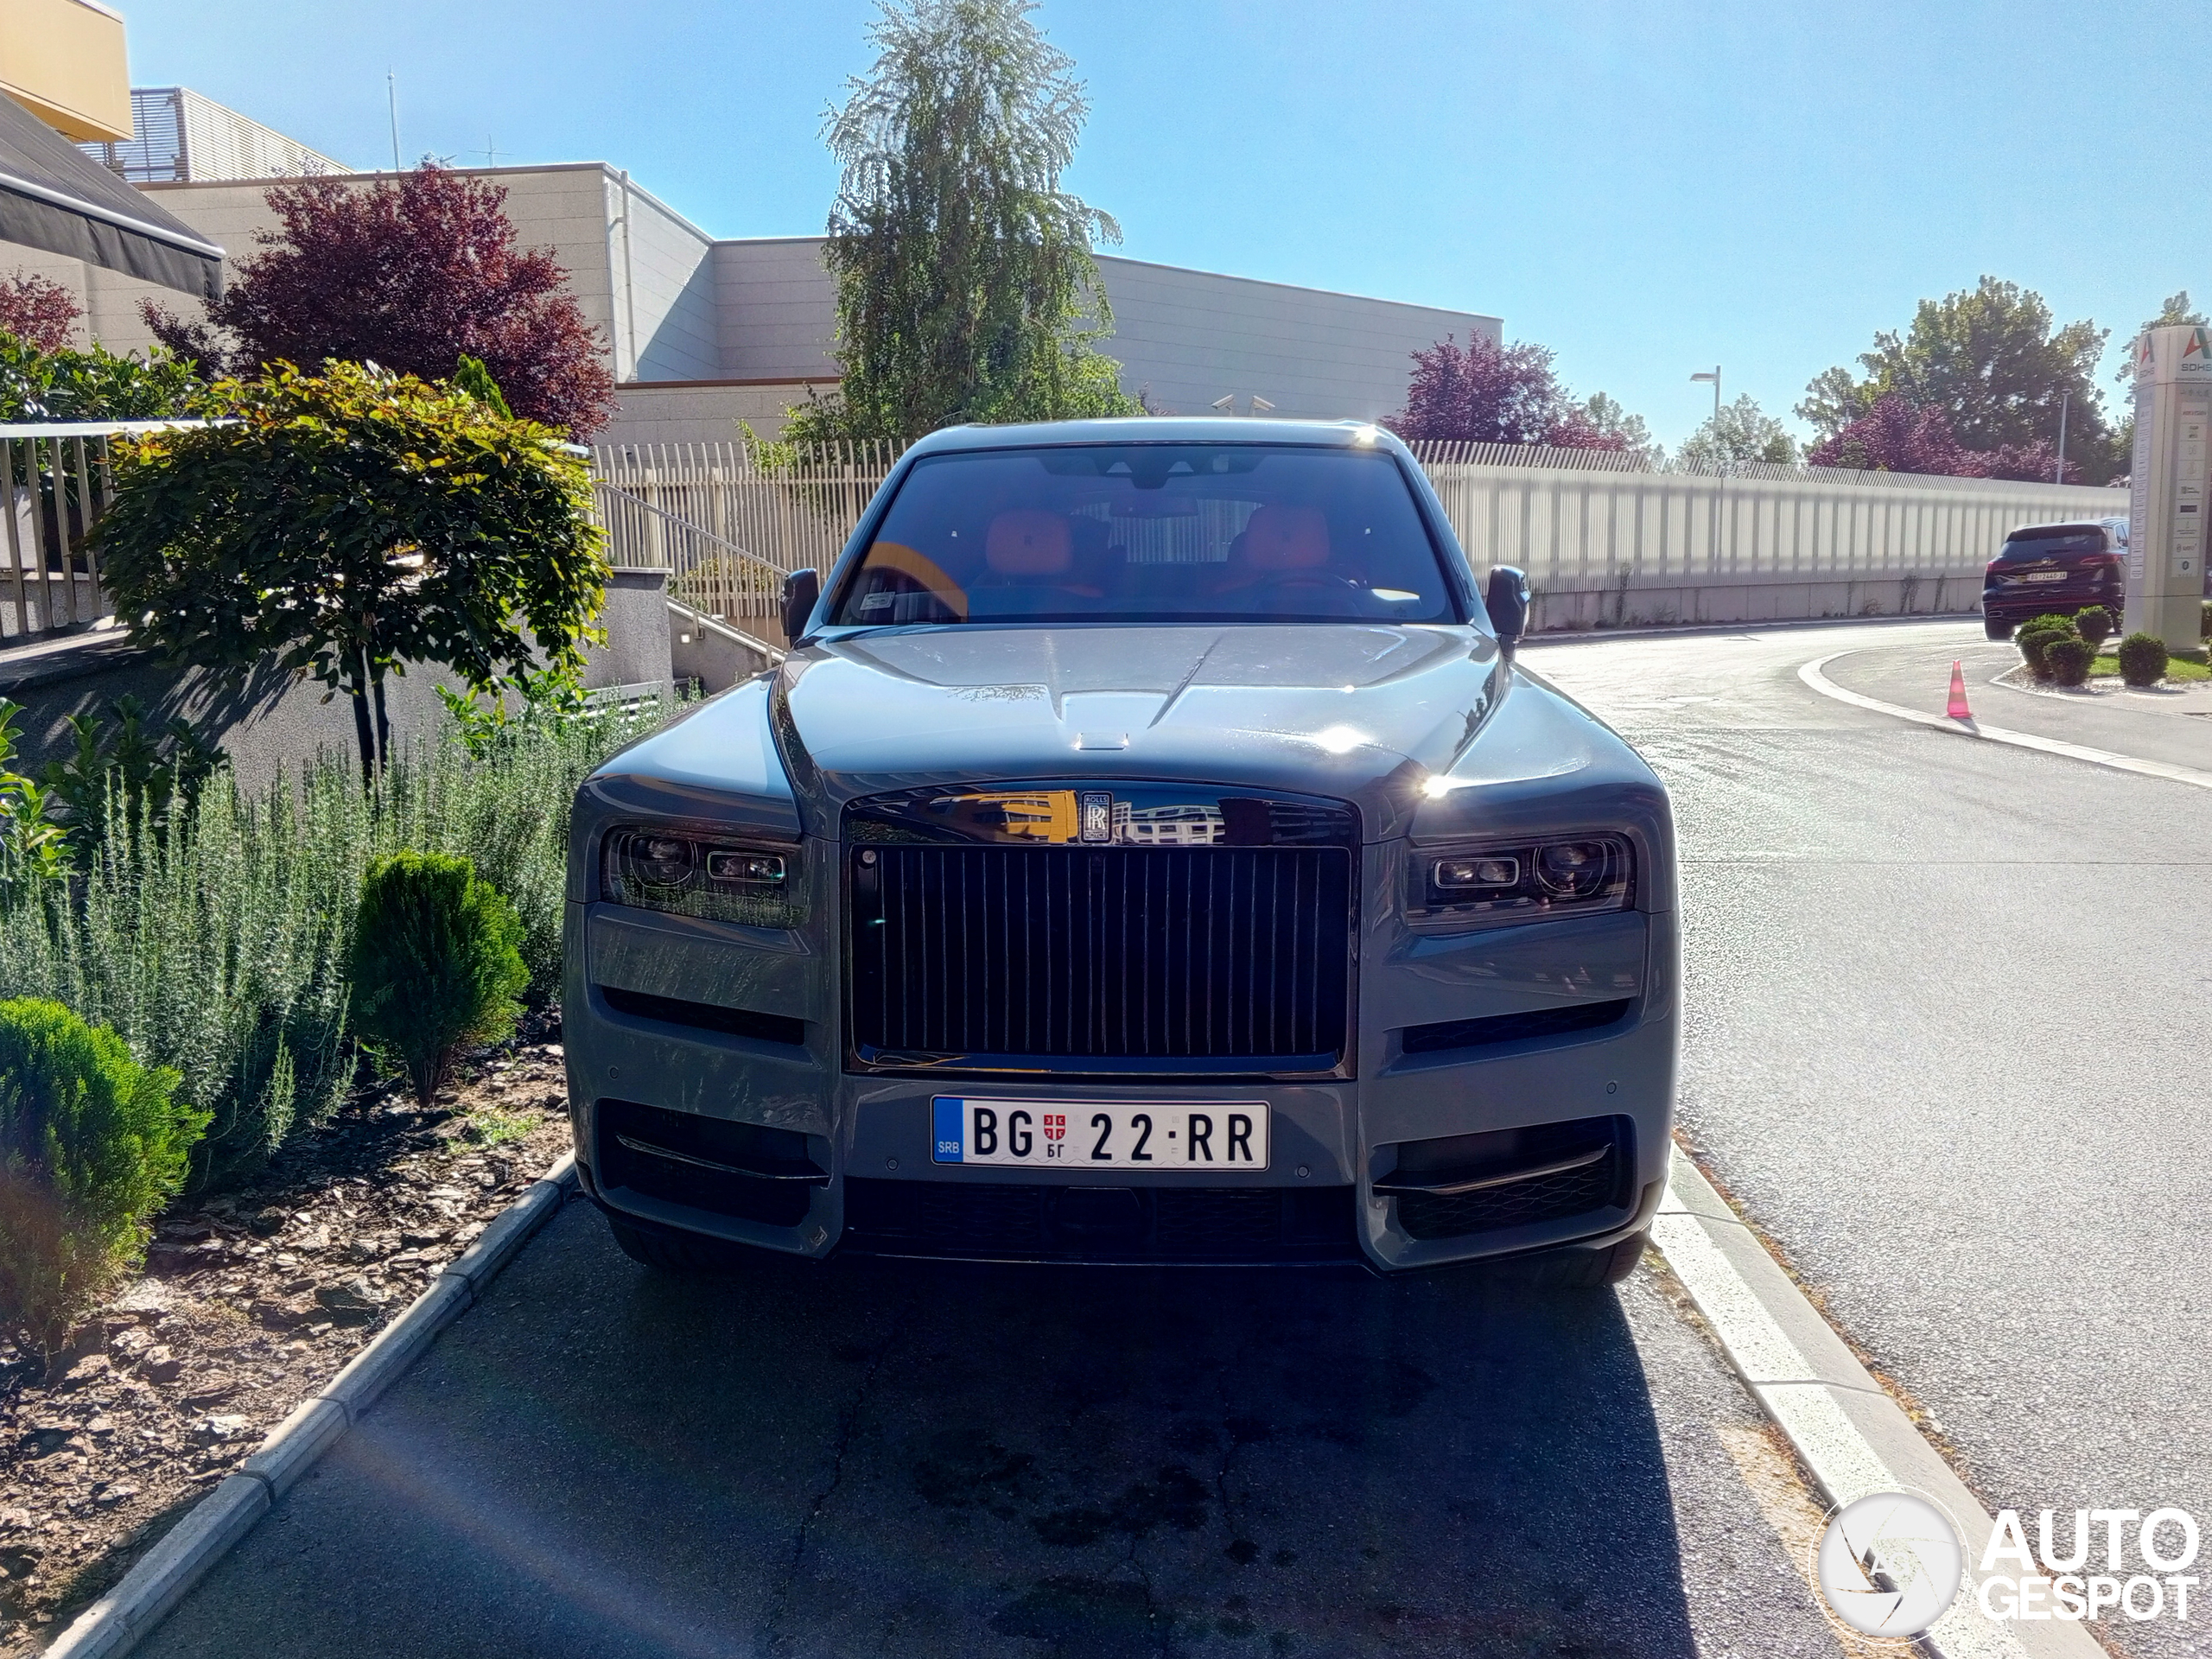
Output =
[{"x1": 785, "y1": 0, "x2": 1139, "y2": 444}]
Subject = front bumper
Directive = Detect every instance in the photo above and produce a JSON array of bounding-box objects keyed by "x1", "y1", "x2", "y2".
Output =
[{"x1": 563, "y1": 896, "x2": 1679, "y2": 1274}]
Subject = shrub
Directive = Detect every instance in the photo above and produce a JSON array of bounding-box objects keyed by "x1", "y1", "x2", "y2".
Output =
[
  {"x1": 2017, "y1": 616, "x2": 2079, "y2": 679},
  {"x1": 2202, "y1": 600, "x2": 2210, "y2": 640},
  {"x1": 2074, "y1": 607, "x2": 2114, "y2": 649},
  {"x1": 0, "y1": 695, "x2": 670, "y2": 1185},
  {"x1": 0, "y1": 698, "x2": 65, "y2": 893},
  {"x1": 2117, "y1": 632, "x2": 2170, "y2": 687},
  {"x1": 0, "y1": 998, "x2": 199, "y2": 1357},
  {"x1": 2043, "y1": 636, "x2": 2094, "y2": 686},
  {"x1": 349, "y1": 852, "x2": 529, "y2": 1107},
  {"x1": 41, "y1": 694, "x2": 226, "y2": 860}
]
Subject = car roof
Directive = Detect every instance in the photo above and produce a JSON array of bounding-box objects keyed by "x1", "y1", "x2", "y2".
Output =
[
  {"x1": 902, "y1": 416, "x2": 1408, "y2": 458},
  {"x1": 2004, "y1": 521, "x2": 2110, "y2": 537}
]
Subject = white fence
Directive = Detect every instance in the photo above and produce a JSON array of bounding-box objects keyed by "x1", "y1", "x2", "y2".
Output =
[
  {"x1": 596, "y1": 437, "x2": 2131, "y2": 640},
  {"x1": 1408, "y1": 445, "x2": 2126, "y2": 628}
]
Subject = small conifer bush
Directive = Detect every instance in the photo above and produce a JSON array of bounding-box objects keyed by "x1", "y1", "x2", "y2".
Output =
[
  {"x1": 0, "y1": 998, "x2": 199, "y2": 1357},
  {"x1": 348, "y1": 852, "x2": 529, "y2": 1107}
]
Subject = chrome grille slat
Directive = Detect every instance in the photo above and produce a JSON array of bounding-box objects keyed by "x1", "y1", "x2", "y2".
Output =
[{"x1": 849, "y1": 845, "x2": 1351, "y2": 1068}]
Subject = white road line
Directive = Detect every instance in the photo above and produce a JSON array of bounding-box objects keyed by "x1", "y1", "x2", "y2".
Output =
[{"x1": 1799, "y1": 652, "x2": 2212, "y2": 792}]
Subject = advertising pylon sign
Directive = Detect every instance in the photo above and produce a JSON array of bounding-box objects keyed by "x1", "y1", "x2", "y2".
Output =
[{"x1": 2127, "y1": 326, "x2": 2212, "y2": 649}]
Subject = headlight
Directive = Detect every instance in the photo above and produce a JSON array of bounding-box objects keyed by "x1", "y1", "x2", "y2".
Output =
[
  {"x1": 1413, "y1": 833, "x2": 1632, "y2": 923},
  {"x1": 601, "y1": 828, "x2": 804, "y2": 927}
]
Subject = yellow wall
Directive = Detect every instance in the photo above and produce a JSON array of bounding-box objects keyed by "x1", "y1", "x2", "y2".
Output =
[{"x1": 0, "y1": 0, "x2": 130, "y2": 142}]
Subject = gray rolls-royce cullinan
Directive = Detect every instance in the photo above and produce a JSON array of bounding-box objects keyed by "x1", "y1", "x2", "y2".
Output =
[{"x1": 563, "y1": 418, "x2": 1676, "y2": 1282}]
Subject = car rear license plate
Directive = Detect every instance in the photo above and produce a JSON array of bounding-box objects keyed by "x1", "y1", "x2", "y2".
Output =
[
  {"x1": 2024, "y1": 570, "x2": 2067, "y2": 581},
  {"x1": 932, "y1": 1096, "x2": 1269, "y2": 1170}
]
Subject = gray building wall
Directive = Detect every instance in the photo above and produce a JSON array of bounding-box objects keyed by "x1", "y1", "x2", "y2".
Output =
[
  {"x1": 708, "y1": 235, "x2": 1497, "y2": 424},
  {"x1": 716, "y1": 236, "x2": 842, "y2": 381},
  {"x1": 1094, "y1": 254, "x2": 1499, "y2": 422},
  {"x1": 608, "y1": 171, "x2": 719, "y2": 383}
]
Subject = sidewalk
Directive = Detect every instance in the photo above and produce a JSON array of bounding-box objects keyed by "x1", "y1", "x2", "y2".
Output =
[{"x1": 1820, "y1": 625, "x2": 2212, "y2": 772}]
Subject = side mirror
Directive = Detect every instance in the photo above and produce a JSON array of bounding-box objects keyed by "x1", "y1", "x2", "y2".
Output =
[
  {"x1": 1485, "y1": 565, "x2": 1530, "y2": 652},
  {"x1": 780, "y1": 567, "x2": 820, "y2": 645}
]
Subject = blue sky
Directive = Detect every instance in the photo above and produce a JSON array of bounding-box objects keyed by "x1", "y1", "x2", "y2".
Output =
[{"x1": 126, "y1": 1, "x2": 2208, "y2": 450}]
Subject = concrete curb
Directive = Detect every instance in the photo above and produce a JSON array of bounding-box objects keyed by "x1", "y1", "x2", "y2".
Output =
[
  {"x1": 1651, "y1": 1156, "x2": 2103, "y2": 1659},
  {"x1": 1799, "y1": 650, "x2": 2212, "y2": 792},
  {"x1": 43, "y1": 1154, "x2": 579, "y2": 1659}
]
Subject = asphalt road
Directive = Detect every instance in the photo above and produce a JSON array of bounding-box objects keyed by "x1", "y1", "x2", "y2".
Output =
[
  {"x1": 137, "y1": 612, "x2": 2212, "y2": 1659},
  {"x1": 1534, "y1": 619, "x2": 2212, "y2": 1659},
  {"x1": 141, "y1": 1198, "x2": 1845, "y2": 1659},
  {"x1": 1820, "y1": 630, "x2": 2212, "y2": 771}
]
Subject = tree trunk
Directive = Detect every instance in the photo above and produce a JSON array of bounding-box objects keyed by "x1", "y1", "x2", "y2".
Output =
[
  {"x1": 371, "y1": 672, "x2": 391, "y2": 769},
  {"x1": 346, "y1": 681, "x2": 376, "y2": 791}
]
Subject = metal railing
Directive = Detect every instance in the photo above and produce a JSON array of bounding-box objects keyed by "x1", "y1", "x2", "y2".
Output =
[{"x1": 591, "y1": 440, "x2": 907, "y2": 644}]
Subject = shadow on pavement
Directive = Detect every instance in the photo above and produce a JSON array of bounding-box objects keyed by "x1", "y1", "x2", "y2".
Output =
[{"x1": 143, "y1": 1199, "x2": 1708, "y2": 1659}]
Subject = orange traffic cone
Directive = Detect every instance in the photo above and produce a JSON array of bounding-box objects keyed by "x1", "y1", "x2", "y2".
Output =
[{"x1": 1946, "y1": 661, "x2": 1972, "y2": 721}]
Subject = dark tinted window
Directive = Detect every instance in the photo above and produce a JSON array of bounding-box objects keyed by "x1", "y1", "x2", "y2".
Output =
[
  {"x1": 1999, "y1": 527, "x2": 2108, "y2": 559},
  {"x1": 830, "y1": 444, "x2": 1458, "y2": 626}
]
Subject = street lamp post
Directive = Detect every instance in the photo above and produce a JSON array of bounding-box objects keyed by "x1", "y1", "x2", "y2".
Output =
[
  {"x1": 1691, "y1": 368, "x2": 1725, "y2": 574},
  {"x1": 2055, "y1": 392, "x2": 2069, "y2": 486},
  {"x1": 1691, "y1": 366, "x2": 1721, "y2": 426}
]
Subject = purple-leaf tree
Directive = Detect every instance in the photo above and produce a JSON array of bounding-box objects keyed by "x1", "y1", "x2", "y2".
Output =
[
  {"x1": 1808, "y1": 392, "x2": 2082, "y2": 482},
  {"x1": 1387, "y1": 334, "x2": 1626, "y2": 450},
  {"x1": 141, "y1": 164, "x2": 615, "y2": 438},
  {"x1": 0, "y1": 271, "x2": 83, "y2": 352}
]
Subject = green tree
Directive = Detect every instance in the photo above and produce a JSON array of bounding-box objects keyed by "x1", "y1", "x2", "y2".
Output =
[
  {"x1": 1675, "y1": 394, "x2": 1796, "y2": 471},
  {"x1": 93, "y1": 361, "x2": 607, "y2": 785},
  {"x1": 786, "y1": 0, "x2": 1138, "y2": 444},
  {"x1": 1579, "y1": 392, "x2": 1663, "y2": 466},
  {"x1": 1796, "y1": 277, "x2": 2109, "y2": 474}
]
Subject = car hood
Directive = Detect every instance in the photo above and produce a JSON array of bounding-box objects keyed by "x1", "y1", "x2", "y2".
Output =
[
  {"x1": 577, "y1": 623, "x2": 1672, "y2": 906},
  {"x1": 746, "y1": 623, "x2": 1636, "y2": 844}
]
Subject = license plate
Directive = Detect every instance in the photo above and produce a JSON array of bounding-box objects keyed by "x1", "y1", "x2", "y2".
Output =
[
  {"x1": 932, "y1": 1096, "x2": 1270, "y2": 1170},
  {"x1": 2024, "y1": 570, "x2": 2067, "y2": 582}
]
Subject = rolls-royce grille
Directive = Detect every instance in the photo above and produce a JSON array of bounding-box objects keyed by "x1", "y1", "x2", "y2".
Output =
[{"x1": 849, "y1": 846, "x2": 1352, "y2": 1070}]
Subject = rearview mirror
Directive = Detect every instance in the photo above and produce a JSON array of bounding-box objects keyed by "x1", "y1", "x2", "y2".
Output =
[
  {"x1": 780, "y1": 567, "x2": 820, "y2": 645},
  {"x1": 1485, "y1": 565, "x2": 1530, "y2": 652}
]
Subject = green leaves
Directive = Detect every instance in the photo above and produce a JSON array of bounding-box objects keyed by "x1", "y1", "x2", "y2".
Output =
[
  {"x1": 1796, "y1": 276, "x2": 2113, "y2": 477},
  {"x1": 92, "y1": 360, "x2": 608, "y2": 779},
  {"x1": 0, "y1": 334, "x2": 200, "y2": 423},
  {"x1": 793, "y1": 0, "x2": 1139, "y2": 442},
  {"x1": 347, "y1": 851, "x2": 529, "y2": 1108}
]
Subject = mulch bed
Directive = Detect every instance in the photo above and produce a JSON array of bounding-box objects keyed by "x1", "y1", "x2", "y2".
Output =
[{"x1": 0, "y1": 1017, "x2": 576, "y2": 1654}]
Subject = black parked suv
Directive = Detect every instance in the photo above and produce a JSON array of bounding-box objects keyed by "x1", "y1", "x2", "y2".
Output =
[{"x1": 1981, "y1": 518, "x2": 2127, "y2": 639}]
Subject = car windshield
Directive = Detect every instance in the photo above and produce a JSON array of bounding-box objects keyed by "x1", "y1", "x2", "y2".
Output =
[
  {"x1": 1999, "y1": 529, "x2": 2107, "y2": 558},
  {"x1": 829, "y1": 443, "x2": 1459, "y2": 626}
]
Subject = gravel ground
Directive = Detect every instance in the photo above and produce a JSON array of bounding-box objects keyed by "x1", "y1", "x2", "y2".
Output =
[{"x1": 0, "y1": 1020, "x2": 575, "y2": 1654}]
